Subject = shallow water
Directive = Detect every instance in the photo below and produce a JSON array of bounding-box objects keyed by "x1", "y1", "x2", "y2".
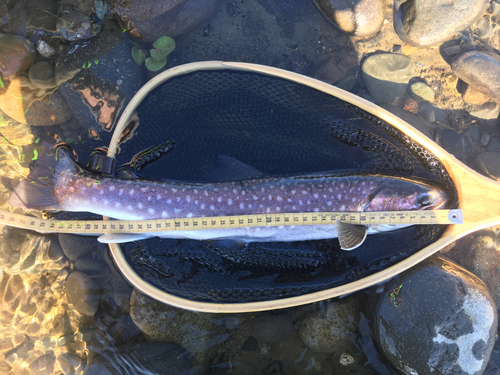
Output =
[{"x1": 1, "y1": 0, "x2": 500, "y2": 374}]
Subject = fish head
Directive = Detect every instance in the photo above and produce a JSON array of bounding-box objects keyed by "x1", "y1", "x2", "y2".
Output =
[{"x1": 364, "y1": 178, "x2": 449, "y2": 212}]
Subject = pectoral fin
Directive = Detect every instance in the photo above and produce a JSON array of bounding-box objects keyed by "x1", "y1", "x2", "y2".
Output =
[
  {"x1": 336, "y1": 219, "x2": 368, "y2": 251},
  {"x1": 98, "y1": 233, "x2": 152, "y2": 243}
]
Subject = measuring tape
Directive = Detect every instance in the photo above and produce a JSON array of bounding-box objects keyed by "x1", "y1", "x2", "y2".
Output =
[{"x1": 0, "y1": 209, "x2": 463, "y2": 235}]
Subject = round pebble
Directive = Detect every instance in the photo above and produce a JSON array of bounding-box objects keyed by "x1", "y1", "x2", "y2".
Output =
[
  {"x1": 373, "y1": 256, "x2": 497, "y2": 375},
  {"x1": 451, "y1": 51, "x2": 500, "y2": 102},
  {"x1": 59, "y1": 234, "x2": 103, "y2": 261},
  {"x1": 0, "y1": 34, "x2": 36, "y2": 79},
  {"x1": 410, "y1": 82, "x2": 435, "y2": 102},
  {"x1": 314, "y1": 0, "x2": 385, "y2": 37},
  {"x1": 394, "y1": 0, "x2": 489, "y2": 47},
  {"x1": 251, "y1": 312, "x2": 295, "y2": 344},
  {"x1": 29, "y1": 61, "x2": 57, "y2": 90},
  {"x1": 435, "y1": 129, "x2": 471, "y2": 161},
  {"x1": 361, "y1": 53, "x2": 414, "y2": 104},
  {"x1": 299, "y1": 295, "x2": 363, "y2": 353},
  {"x1": 476, "y1": 152, "x2": 500, "y2": 179},
  {"x1": 65, "y1": 271, "x2": 101, "y2": 317}
]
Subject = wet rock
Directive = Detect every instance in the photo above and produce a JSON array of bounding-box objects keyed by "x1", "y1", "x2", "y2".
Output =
[
  {"x1": 435, "y1": 128, "x2": 471, "y2": 161},
  {"x1": 0, "y1": 34, "x2": 37, "y2": 79},
  {"x1": 480, "y1": 132, "x2": 491, "y2": 146},
  {"x1": 59, "y1": 234, "x2": 104, "y2": 261},
  {"x1": 476, "y1": 152, "x2": 500, "y2": 179},
  {"x1": 361, "y1": 53, "x2": 414, "y2": 104},
  {"x1": 84, "y1": 342, "x2": 191, "y2": 375},
  {"x1": 417, "y1": 101, "x2": 449, "y2": 126},
  {"x1": 313, "y1": 53, "x2": 358, "y2": 85},
  {"x1": 462, "y1": 84, "x2": 491, "y2": 105},
  {"x1": 74, "y1": 257, "x2": 109, "y2": 273},
  {"x1": 36, "y1": 40, "x2": 56, "y2": 58},
  {"x1": 57, "y1": 11, "x2": 93, "y2": 41},
  {"x1": 314, "y1": 0, "x2": 385, "y2": 37},
  {"x1": 24, "y1": 92, "x2": 73, "y2": 126},
  {"x1": 299, "y1": 294, "x2": 363, "y2": 353},
  {"x1": 119, "y1": 0, "x2": 222, "y2": 42},
  {"x1": 468, "y1": 126, "x2": 480, "y2": 142},
  {"x1": 410, "y1": 82, "x2": 435, "y2": 102},
  {"x1": 488, "y1": 138, "x2": 500, "y2": 152},
  {"x1": 468, "y1": 102, "x2": 500, "y2": 120},
  {"x1": 57, "y1": 352, "x2": 85, "y2": 375},
  {"x1": 472, "y1": 16, "x2": 493, "y2": 40},
  {"x1": 402, "y1": 97, "x2": 418, "y2": 114},
  {"x1": 355, "y1": 32, "x2": 383, "y2": 50},
  {"x1": 29, "y1": 352, "x2": 55, "y2": 375},
  {"x1": 29, "y1": 61, "x2": 57, "y2": 90},
  {"x1": 66, "y1": 271, "x2": 101, "y2": 316},
  {"x1": 382, "y1": 104, "x2": 435, "y2": 139},
  {"x1": 394, "y1": 0, "x2": 488, "y2": 47},
  {"x1": 451, "y1": 51, "x2": 500, "y2": 102},
  {"x1": 130, "y1": 289, "x2": 225, "y2": 369},
  {"x1": 251, "y1": 311, "x2": 295, "y2": 344},
  {"x1": 372, "y1": 256, "x2": 497, "y2": 375}
]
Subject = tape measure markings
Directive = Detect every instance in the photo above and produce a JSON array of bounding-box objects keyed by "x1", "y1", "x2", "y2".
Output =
[{"x1": 0, "y1": 209, "x2": 463, "y2": 235}]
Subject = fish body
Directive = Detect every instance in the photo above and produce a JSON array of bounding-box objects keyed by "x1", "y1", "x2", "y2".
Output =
[{"x1": 9, "y1": 148, "x2": 449, "y2": 248}]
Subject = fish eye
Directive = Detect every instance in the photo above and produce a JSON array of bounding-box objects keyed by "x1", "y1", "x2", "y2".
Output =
[{"x1": 417, "y1": 192, "x2": 433, "y2": 207}]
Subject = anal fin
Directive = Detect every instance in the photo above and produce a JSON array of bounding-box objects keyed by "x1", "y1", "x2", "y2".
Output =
[{"x1": 336, "y1": 219, "x2": 368, "y2": 251}]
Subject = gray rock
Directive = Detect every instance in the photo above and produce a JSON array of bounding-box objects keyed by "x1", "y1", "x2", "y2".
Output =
[
  {"x1": 468, "y1": 126, "x2": 480, "y2": 142},
  {"x1": 29, "y1": 353, "x2": 55, "y2": 375},
  {"x1": 410, "y1": 82, "x2": 435, "y2": 102},
  {"x1": 468, "y1": 102, "x2": 500, "y2": 120},
  {"x1": 487, "y1": 137, "x2": 500, "y2": 152},
  {"x1": 65, "y1": 271, "x2": 101, "y2": 316},
  {"x1": 130, "y1": 289, "x2": 224, "y2": 369},
  {"x1": 251, "y1": 312, "x2": 295, "y2": 344},
  {"x1": 29, "y1": 61, "x2": 57, "y2": 89},
  {"x1": 476, "y1": 152, "x2": 500, "y2": 179},
  {"x1": 394, "y1": 0, "x2": 488, "y2": 47},
  {"x1": 314, "y1": 0, "x2": 385, "y2": 37},
  {"x1": 123, "y1": 0, "x2": 222, "y2": 42},
  {"x1": 36, "y1": 40, "x2": 56, "y2": 58},
  {"x1": 418, "y1": 101, "x2": 449, "y2": 126},
  {"x1": 472, "y1": 16, "x2": 493, "y2": 40},
  {"x1": 372, "y1": 256, "x2": 497, "y2": 375},
  {"x1": 361, "y1": 53, "x2": 414, "y2": 104},
  {"x1": 59, "y1": 234, "x2": 105, "y2": 261},
  {"x1": 382, "y1": 104, "x2": 436, "y2": 139},
  {"x1": 74, "y1": 257, "x2": 109, "y2": 273},
  {"x1": 451, "y1": 51, "x2": 500, "y2": 102},
  {"x1": 299, "y1": 294, "x2": 363, "y2": 353},
  {"x1": 84, "y1": 342, "x2": 191, "y2": 375},
  {"x1": 57, "y1": 11, "x2": 93, "y2": 41},
  {"x1": 435, "y1": 129, "x2": 471, "y2": 161}
]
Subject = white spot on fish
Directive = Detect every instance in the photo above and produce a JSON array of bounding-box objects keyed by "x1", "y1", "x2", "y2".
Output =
[
  {"x1": 172, "y1": 188, "x2": 177, "y2": 192},
  {"x1": 291, "y1": 190, "x2": 296, "y2": 195},
  {"x1": 338, "y1": 194, "x2": 341, "y2": 200},
  {"x1": 281, "y1": 185, "x2": 285, "y2": 190},
  {"x1": 194, "y1": 189, "x2": 198, "y2": 194},
  {"x1": 327, "y1": 201, "x2": 332, "y2": 206},
  {"x1": 302, "y1": 190, "x2": 307, "y2": 195},
  {"x1": 177, "y1": 197, "x2": 180, "y2": 202},
  {"x1": 147, "y1": 196, "x2": 151, "y2": 201},
  {"x1": 240, "y1": 203, "x2": 244, "y2": 209},
  {"x1": 276, "y1": 207, "x2": 281, "y2": 211},
  {"x1": 186, "y1": 196, "x2": 191, "y2": 202},
  {"x1": 352, "y1": 197, "x2": 356, "y2": 202},
  {"x1": 287, "y1": 198, "x2": 292, "y2": 202},
  {"x1": 109, "y1": 186, "x2": 115, "y2": 191},
  {"x1": 138, "y1": 203, "x2": 143, "y2": 209},
  {"x1": 148, "y1": 208, "x2": 155, "y2": 214},
  {"x1": 299, "y1": 200, "x2": 303, "y2": 205},
  {"x1": 292, "y1": 206, "x2": 296, "y2": 210},
  {"x1": 340, "y1": 183, "x2": 344, "y2": 188},
  {"x1": 248, "y1": 204, "x2": 252, "y2": 208},
  {"x1": 129, "y1": 189, "x2": 134, "y2": 195},
  {"x1": 328, "y1": 188, "x2": 333, "y2": 193},
  {"x1": 195, "y1": 200, "x2": 198, "y2": 205},
  {"x1": 167, "y1": 199, "x2": 172, "y2": 204},
  {"x1": 268, "y1": 195, "x2": 272, "y2": 200},
  {"x1": 277, "y1": 196, "x2": 282, "y2": 202},
  {"x1": 115, "y1": 202, "x2": 121, "y2": 207},
  {"x1": 313, "y1": 193, "x2": 318, "y2": 199},
  {"x1": 141, "y1": 187, "x2": 148, "y2": 192},
  {"x1": 201, "y1": 204, "x2": 205, "y2": 209},
  {"x1": 127, "y1": 205, "x2": 133, "y2": 211},
  {"x1": 157, "y1": 194, "x2": 162, "y2": 200},
  {"x1": 174, "y1": 208, "x2": 182, "y2": 214},
  {"x1": 241, "y1": 191, "x2": 245, "y2": 195},
  {"x1": 204, "y1": 191, "x2": 208, "y2": 196},
  {"x1": 217, "y1": 197, "x2": 222, "y2": 203},
  {"x1": 253, "y1": 195, "x2": 258, "y2": 200},
  {"x1": 323, "y1": 194, "x2": 327, "y2": 198},
  {"x1": 266, "y1": 207, "x2": 271, "y2": 213},
  {"x1": 210, "y1": 205, "x2": 215, "y2": 210},
  {"x1": 261, "y1": 187, "x2": 265, "y2": 193},
  {"x1": 307, "y1": 200, "x2": 311, "y2": 204},
  {"x1": 314, "y1": 208, "x2": 319, "y2": 212},
  {"x1": 233, "y1": 189, "x2": 238, "y2": 194},
  {"x1": 103, "y1": 200, "x2": 108, "y2": 205},
  {"x1": 162, "y1": 211, "x2": 169, "y2": 218},
  {"x1": 187, "y1": 213, "x2": 193, "y2": 218},
  {"x1": 92, "y1": 197, "x2": 97, "y2": 202},
  {"x1": 228, "y1": 199, "x2": 233, "y2": 205},
  {"x1": 100, "y1": 190, "x2": 104, "y2": 195},
  {"x1": 341, "y1": 205, "x2": 345, "y2": 211},
  {"x1": 119, "y1": 189, "x2": 123, "y2": 196},
  {"x1": 362, "y1": 181, "x2": 366, "y2": 186}
]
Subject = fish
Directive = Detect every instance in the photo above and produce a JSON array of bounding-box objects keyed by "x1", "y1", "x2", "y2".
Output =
[{"x1": 8, "y1": 147, "x2": 449, "y2": 249}]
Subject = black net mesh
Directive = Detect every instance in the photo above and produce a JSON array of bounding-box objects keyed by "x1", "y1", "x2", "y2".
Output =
[{"x1": 110, "y1": 70, "x2": 457, "y2": 303}]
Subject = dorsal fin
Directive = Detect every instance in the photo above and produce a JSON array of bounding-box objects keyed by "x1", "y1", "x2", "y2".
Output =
[{"x1": 336, "y1": 219, "x2": 368, "y2": 251}]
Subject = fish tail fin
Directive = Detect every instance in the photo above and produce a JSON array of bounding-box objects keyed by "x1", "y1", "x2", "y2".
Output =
[{"x1": 8, "y1": 147, "x2": 82, "y2": 211}]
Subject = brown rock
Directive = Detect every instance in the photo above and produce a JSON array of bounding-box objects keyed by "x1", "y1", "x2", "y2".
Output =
[
  {"x1": 462, "y1": 84, "x2": 491, "y2": 105},
  {"x1": 0, "y1": 34, "x2": 36, "y2": 79},
  {"x1": 314, "y1": 53, "x2": 358, "y2": 85}
]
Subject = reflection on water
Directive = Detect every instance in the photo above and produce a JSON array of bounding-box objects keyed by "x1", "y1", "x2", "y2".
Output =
[{"x1": 0, "y1": 0, "x2": 500, "y2": 374}]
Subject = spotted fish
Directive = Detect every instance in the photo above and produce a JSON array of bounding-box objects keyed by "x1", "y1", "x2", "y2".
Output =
[{"x1": 8, "y1": 148, "x2": 449, "y2": 249}]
